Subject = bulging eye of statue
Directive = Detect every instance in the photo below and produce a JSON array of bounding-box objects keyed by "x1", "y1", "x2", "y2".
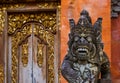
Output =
[
  {"x1": 74, "y1": 36, "x2": 79, "y2": 42},
  {"x1": 87, "y1": 36, "x2": 92, "y2": 42}
]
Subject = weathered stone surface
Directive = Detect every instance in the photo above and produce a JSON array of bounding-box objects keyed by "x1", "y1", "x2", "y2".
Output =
[
  {"x1": 113, "y1": 6, "x2": 120, "y2": 12},
  {"x1": 111, "y1": 12, "x2": 119, "y2": 18},
  {"x1": 117, "y1": 2, "x2": 120, "y2": 6},
  {"x1": 111, "y1": 0, "x2": 120, "y2": 18}
]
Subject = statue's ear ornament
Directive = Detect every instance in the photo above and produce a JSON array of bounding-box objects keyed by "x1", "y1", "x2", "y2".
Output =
[
  {"x1": 69, "y1": 19, "x2": 75, "y2": 29},
  {"x1": 93, "y1": 17, "x2": 102, "y2": 32}
]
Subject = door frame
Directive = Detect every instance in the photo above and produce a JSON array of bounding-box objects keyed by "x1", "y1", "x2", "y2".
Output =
[{"x1": 4, "y1": 6, "x2": 60, "y2": 83}]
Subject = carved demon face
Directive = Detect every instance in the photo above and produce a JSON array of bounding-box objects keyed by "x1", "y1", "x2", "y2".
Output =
[{"x1": 70, "y1": 28, "x2": 96, "y2": 61}]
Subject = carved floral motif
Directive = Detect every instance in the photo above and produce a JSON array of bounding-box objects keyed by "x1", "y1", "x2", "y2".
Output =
[{"x1": 8, "y1": 13, "x2": 56, "y2": 35}]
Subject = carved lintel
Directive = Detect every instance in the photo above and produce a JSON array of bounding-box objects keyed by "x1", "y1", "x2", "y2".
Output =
[{"x1": 0, "y1": 0, "x2": 60, "y2": 4}]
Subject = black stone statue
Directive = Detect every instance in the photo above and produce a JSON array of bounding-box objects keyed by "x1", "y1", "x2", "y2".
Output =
[{"x1": 61, "y1": 10, "x2": 111, "y2": 83}]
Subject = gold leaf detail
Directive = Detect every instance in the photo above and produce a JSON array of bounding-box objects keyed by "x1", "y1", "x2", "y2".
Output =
[
  {"x1": 37, "y1": 44, "x2": 44, "y2": 67},
  {"x1": 0, "y1": 64, "x2": 4, "y2": 83},
  {"x1": 22, "y1": 43, "x2": 28, "y2": 67}
]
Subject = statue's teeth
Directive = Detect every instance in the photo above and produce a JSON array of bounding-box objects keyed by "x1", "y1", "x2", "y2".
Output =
[{"x1": 77, "y1": 48, "x2": 89, "y2": 53}]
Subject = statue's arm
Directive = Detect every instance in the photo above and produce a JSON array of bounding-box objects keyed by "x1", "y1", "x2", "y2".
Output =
[
  {"x1": 100, "y1": 52, "x2": 111, "y2": 80},
  {"x1": 61, "y1": 58, "x2": 79, "y2": 83}
]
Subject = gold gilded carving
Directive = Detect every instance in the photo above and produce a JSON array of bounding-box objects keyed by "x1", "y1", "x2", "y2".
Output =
[
  {"x1": 37, "y1": 2, "x2": 60, "y2": 9},
  {"x1": 11, "y1": 25, "x2": 31, "y2": 83},
  {"x1": 0, "y1": 2, "x2": 60, "y2": 35},
  {"x1": 48, "y1": 45, "x2": 54, "y2": 83},
  {"x1": 0, "y1": 64, "x2": 4, "y2": 83},
  {"x1": 34, "y1": 24, "x2": 55, "y2": 83},
  {"x1": 44, "y1": 30, "x2": 54, "y2": 83},
  {"x1": 10, "y1": 18, "x2": 56, "y2": 83},
  {"x1": 0, "y1": 11, "x2": 4, "y2": 34},
  {"x1": 37, "y1": 44, "x2": 44, "y2": 67},
  {"x1": 22, "y1": 43, "x2": 28, "y2": 67},
  {"x1": 0, "y1": 2, "x2": 60, "y2": 83},
  {"x1": 8, "y1": 12, "x2": 56, "y2": 35},
  {"x1": 0, "y1": 4, "x2": 25, "y2": 34}
]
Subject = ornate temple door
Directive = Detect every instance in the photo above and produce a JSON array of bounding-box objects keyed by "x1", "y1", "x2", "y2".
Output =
[{"x1": 3, "y1": 5, "x2": 60, "y2": 83}]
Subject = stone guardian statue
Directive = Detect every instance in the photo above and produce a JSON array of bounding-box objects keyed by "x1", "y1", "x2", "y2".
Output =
[{"x1": 61, "y1": 10, "x2": 111, "y2": 83}]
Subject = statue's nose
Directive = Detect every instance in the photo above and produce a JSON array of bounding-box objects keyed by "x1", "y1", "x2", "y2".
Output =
[{"x1": 80, "y1": 37, "x2": 86, "y2": 43}]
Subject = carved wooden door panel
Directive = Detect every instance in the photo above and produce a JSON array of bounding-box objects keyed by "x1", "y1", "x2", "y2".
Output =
[
  {"x1": 6, "y1": 10, "x2": 60, "y2": 83},
  {"x1": 18, "y1": 24, "x2": 47, "y2": 83}
]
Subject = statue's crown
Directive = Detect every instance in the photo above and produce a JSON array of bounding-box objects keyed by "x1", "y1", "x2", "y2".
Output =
[{"x1": 69, "y1": 9, "x2": 102, "y2": 34}]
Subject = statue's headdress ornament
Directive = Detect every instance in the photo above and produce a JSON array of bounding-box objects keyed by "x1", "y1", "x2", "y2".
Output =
[
  {"x1": 69, "y1": 9, "x2": 103, "y2": 42},
  {"x1": 69, "y1": 9, "x2": 93, "y2": 30}
]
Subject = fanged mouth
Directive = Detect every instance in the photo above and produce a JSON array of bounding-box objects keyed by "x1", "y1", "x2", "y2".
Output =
[{"x1": 77, "y1": 48, "x2": 89, "y2": 55}]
